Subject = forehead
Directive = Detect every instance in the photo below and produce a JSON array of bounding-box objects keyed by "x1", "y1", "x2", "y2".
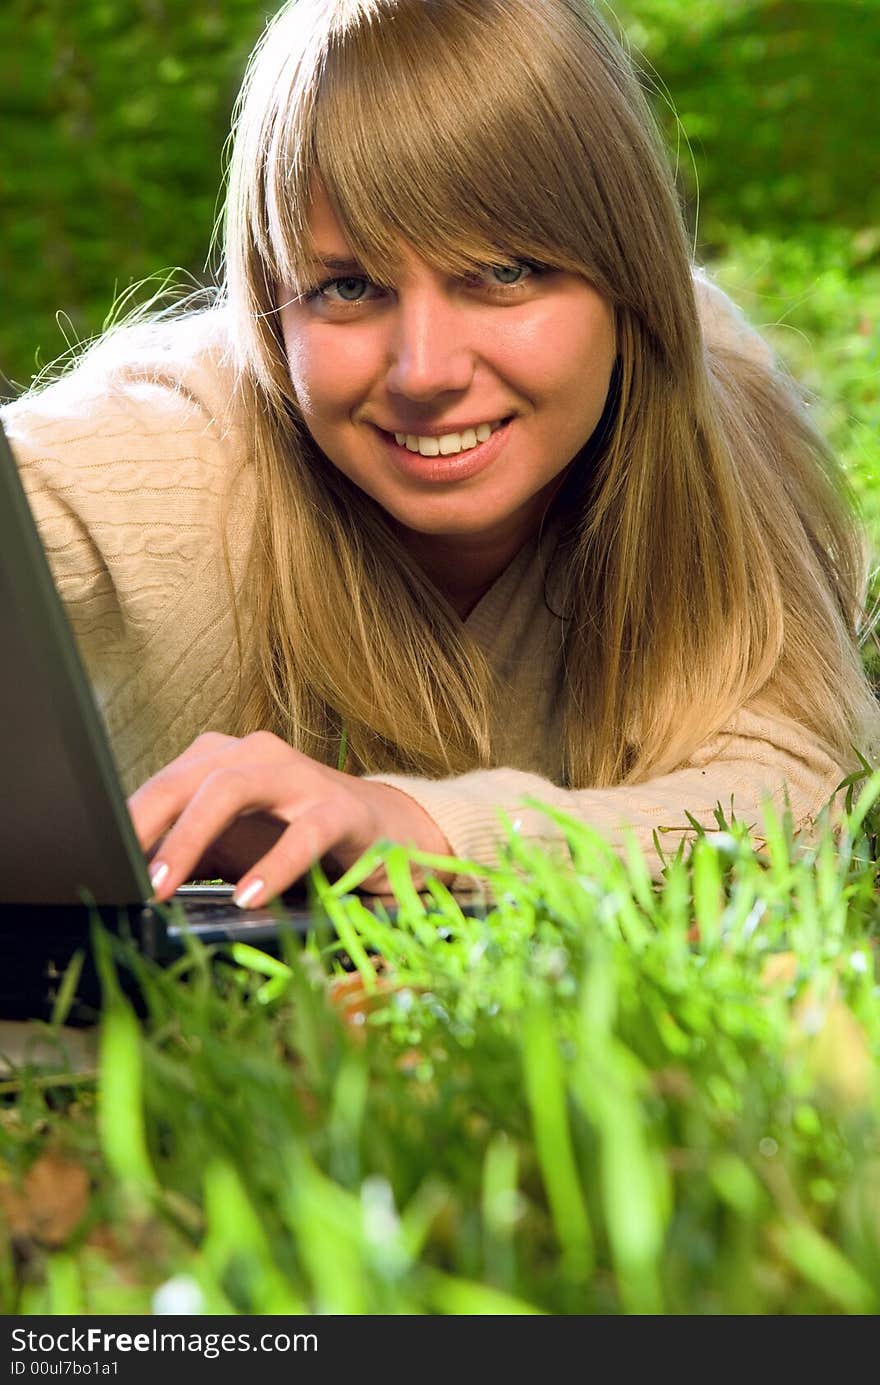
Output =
[
  {"x1": 305, "y1": 181, "x2": 427, "y2": 279},
  {"x1": 307, "y1": 182, "x2": 347, "y2": 246},
  {"x1": 302, "y1": 177, "x2": 513, "y2": 285},
  {"x1": 306, "y1": 189, "x2": 405, "y2": 279},
  {"x1": 307, "y1": 182, "x2": 368, "y2": 260}
]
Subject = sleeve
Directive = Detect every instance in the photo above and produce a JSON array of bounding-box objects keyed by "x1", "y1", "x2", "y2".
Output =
[
  {"x1": 0, "y1": 318, "x2": 255, "y2": 792},
  {"x1": 362, "y1": 707, "x2": 848, "y2": 890}
]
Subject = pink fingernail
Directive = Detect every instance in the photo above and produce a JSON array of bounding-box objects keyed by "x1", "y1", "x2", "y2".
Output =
[
  {"x1": 233, "y1": 878, "x2": 264, "y2": 910},
  {"x1": 149, "y1": 861, "x2": 169, "y2": 893}
]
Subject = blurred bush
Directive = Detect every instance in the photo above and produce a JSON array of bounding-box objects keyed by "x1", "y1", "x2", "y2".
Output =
[
  {"x1": 615, "y1": 0, "x2": 880, "y2": 247},
  {"x1": 0, "y1": 0, "x2": 265, "y2": 395}
]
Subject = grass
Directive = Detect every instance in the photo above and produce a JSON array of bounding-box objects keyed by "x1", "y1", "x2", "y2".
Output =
[{"x1": 2, "y1": 759, "x2": 880, "y2": 1315}]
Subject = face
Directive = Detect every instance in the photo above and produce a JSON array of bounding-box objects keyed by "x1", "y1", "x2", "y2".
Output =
[{"x1": 278, "y1": 184, "x2": 616, "y2": 577}]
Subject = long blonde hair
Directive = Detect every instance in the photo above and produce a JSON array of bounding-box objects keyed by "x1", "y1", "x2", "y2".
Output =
[{"x1": 218, "y1": 0, "x2": 879, "y2": 786}]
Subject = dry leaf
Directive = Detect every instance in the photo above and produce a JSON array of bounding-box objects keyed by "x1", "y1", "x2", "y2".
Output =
[
  {"x1": 759, "y1": 955, "x2": 873, "y2": 1105},
  {"x1": 760, "y1": 951, "x2": 799, "y2": 989},
  {"x1": 0, "y1": 1151, "x2": 90, "y2": 1247},
  {"x1": 801, "y1": 999, "x2": 873, "y2": 1106},
  {"x1": 327, "y1": 965, "x2": 397, "y2": 1042},
  {"x1": 327, "y1": 967, "x2": 432, "y2": 1073}
]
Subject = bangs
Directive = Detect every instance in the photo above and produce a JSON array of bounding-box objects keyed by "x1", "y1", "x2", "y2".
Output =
[{"x1": 255, "y1": 0, "x2": 612, "y2": 298}]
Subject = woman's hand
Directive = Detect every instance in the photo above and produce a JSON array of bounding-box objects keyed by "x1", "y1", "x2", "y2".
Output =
[{"x1": 127, "y1": 731, "x2": 455, "y2": 906}]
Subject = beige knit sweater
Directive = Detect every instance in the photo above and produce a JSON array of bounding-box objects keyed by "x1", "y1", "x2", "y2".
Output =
[{"x1": 1, "y1": 277, "x2": 849, "y2": 892}]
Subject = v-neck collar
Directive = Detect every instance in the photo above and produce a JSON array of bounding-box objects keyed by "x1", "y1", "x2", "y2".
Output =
[
  {"x1": 462, "y1": 534, "x2": 538, "y2": 639},
  {"x1": 463, "y1": 509, "x2": 566, "y2": 642}
]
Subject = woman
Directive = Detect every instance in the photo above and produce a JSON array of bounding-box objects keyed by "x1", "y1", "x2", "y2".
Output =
[{"x1": 4, "y1": 0, "x2": 878, "y2": 909}]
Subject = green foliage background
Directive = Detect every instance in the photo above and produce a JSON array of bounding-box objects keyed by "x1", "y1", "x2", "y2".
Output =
[
  {"x1": 2, "y1": 0, "x2": 878, "y2": 542},
  {"x1": 1, "y1": 0, "x2": 266, "y2": 395}
]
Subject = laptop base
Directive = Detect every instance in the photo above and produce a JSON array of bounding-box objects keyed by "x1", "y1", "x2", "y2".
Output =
[
  {"x1": 0, "y1": 891, "x2": 334, "y2": 1024},
  {"x1": 0, "y1": 887, "x2": 491, "y2": 1023}
]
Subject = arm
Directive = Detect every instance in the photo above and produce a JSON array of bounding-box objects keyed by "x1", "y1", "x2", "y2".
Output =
[
  {"x1": 362, "y1": 705, "x2": 848, "y2": 889},
  {"x1": 693, "y1": 266, "x2": 776, "y2": 370},
  {"x1": 0, "y1": 311, "x2": 254, "y2": 792}
]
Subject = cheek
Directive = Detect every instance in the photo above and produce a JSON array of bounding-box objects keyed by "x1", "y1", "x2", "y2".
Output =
[
  {"x1": 281, "y1": 329, "x2": 347, "y2": 422},
  {"x1": 547, "y1": 307, "x2": 617, "y2": 425},
  {"x1": 279, "y1": 315, "x2": 342, "y2": 420},
  {"x1": 495, "y1": 297, "x2": 616, "y2": 409},
  {"x1": 281, "y1": 318, "x2": 376, "y2": 423}
]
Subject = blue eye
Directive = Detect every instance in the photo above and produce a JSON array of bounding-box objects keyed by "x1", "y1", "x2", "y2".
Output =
[
  {"x1": 488, "y1": 263, "x2": 530, "y2": 286},
  {"x1": 473, "y1": 260, "x2": 546, "y2": 296},
  {"x1": 320, "y1": 276, "x2": 374, "y2": 302}
]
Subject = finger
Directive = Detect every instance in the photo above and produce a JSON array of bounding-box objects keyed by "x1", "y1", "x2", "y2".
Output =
[
  {"x1": 230, "y1": 798, "x2": 358, "y2": 909},
  {"x1": 128, "y1": 741, "x2": 247, "y2": 852},
  {"x1": 191, "y1": 811, "x2": 288, "y2": 880},
  {"x1": 174, "y1": 731, "x2": 240, "y2": 761},
  {"x1": 145, "y1": 767, "x2": 268, "y2": 900},
  {"x1": 128, "y1": 733, "x2": 302, "y2": 851}
]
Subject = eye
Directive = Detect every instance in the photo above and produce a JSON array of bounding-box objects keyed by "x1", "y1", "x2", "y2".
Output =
[
  {"x1": 488, "y1": 263, "x2": 531, "y2": 286},
  {"x1": 470, "y1": 260, "x2": 544, "y2": 295},
  {"x1": 299, "y1": 274, "x2": 385, "y2": 309},
  {"x1": 318, "y1": 275, "x2": 376, "y2": 303}
]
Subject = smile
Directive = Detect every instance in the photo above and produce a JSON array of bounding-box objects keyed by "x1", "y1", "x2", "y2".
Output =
[
  {"x1": 383, "y1": 419, "x2": 508, "y2": 458},
  {"x1": 375, "y1": 416, "x2": 514, "y2": 484}
]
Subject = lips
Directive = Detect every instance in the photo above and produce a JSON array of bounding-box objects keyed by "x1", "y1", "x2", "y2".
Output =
[{"x1": 375, "y1": 416, "x2": 514, "y2": 484}]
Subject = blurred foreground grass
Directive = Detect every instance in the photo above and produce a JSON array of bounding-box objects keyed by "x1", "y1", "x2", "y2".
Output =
[{"x1": 3, "y1": 767, "x2": 880, "y2": 1314}]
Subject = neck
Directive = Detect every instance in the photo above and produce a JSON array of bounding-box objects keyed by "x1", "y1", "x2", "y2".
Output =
[
  {"x1": 397, "y1": 529, "x2": 515, "y2": 620},
  {"x1": 387, "y1": 474, "x2": 569, "y2": 620}
]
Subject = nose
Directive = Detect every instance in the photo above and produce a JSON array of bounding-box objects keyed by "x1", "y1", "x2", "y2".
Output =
[{"x1": 383, "y1": 281, "x2": 475, "y2": 403}]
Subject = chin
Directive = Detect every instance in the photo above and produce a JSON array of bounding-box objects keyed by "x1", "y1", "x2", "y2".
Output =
[{"x1": 395, "y1": 510, "x2": 499, "y2": 538}]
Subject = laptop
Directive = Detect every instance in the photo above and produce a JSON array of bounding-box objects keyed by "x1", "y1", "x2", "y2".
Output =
[{"x1": 0, "y1": 414, "x2": 488, "y2": 1017}]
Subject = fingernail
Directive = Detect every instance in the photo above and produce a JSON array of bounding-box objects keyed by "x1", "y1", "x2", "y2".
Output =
[
  {"x1": 149, "y1": 861, "x2": 170, "y2": 893},
  {"x1": 233, "y1": 878, "x2": 264, "y2": 910}
]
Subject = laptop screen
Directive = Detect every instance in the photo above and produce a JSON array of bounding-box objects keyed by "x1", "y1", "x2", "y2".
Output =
[{"x1": 0, "y1": 414, "x2": 153, "y2": 906}]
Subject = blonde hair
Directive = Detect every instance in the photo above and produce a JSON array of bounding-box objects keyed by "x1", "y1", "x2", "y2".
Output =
[{"x1": 217, "y1": 0, "x2": 879, "y2": 785}]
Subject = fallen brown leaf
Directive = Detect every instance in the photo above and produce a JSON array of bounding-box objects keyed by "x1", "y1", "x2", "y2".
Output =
[
  {"x1": 327, "y1": 964, "x2": 397, "y2": 1042},
  {"x1": 0, "y1": 1150, "x2": 90, "y2": 1247},
  {"x1": 760, "y1": 951, "x2": 799, "y2": 989},
  {"x1": 799, "y1": 998, "x2": 873, "y2": 1106}
]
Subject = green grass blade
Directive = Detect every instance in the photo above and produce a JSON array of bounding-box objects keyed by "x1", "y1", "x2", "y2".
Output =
[
  {"x1": 521, "y1": 995, "x2": 593, "y2": 1281},
  {"x1": 98, "y1": 1004, "x2": 156, "y2": 1198}
]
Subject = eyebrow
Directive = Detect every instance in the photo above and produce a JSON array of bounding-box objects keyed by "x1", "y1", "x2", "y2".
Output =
[{"x1": 313, "y1": 254, "x2": 366, "y2": 274}]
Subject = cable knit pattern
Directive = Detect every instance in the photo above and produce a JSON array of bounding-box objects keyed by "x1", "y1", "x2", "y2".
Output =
[
  {"x1": 2, "y1": 311, "x2": 257, "y2": 793},
  {"x1": 1, "y1": 282, "x2": 847, "y2": 887}
]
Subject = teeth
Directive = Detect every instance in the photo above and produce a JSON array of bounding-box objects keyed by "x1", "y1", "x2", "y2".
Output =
[
  {"x1": 392, "y1": 420, "x2": 503, "y2": 456},
  {"x1": 440, "y1": 430, "x2": 469, "y2": 455}
]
